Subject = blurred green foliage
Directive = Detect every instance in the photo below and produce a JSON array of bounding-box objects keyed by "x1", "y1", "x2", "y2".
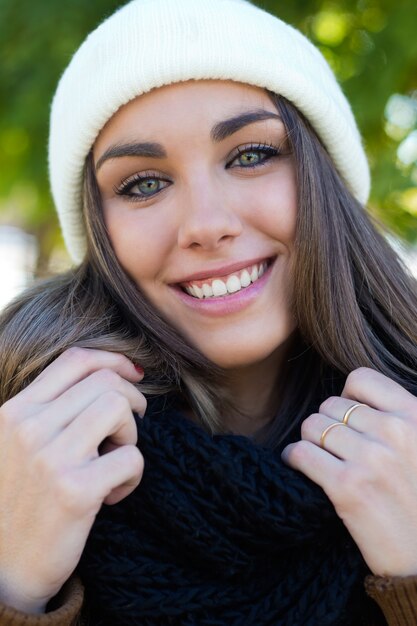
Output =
[{"x1": 1, "y1": 0, "x2": 416, "y2": 271}]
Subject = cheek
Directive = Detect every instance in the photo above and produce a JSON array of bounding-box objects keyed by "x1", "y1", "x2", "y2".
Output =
[
  {"x1": 246, "y1": 168, "x2": 298, "y2": 244},
  {"x1": 103, "y1": 206, "x2": 174, "y2": 282}
]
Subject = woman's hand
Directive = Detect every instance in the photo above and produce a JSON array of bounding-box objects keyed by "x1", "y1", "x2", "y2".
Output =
[
  {"x1": 0, "y1": 347, "x2": 146, "y2": 614},
  {"x1": 281, "y1": 367, "x2": 417, "y2": 577}
]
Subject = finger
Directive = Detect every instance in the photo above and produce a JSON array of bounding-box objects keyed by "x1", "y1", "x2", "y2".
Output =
[
  {"x1": 341, "y1": 368, "x2": 416, "y2": 417},
  {"x1": 22, "y1": 348, "x2": 144, "y2": 404},
  {"x1": 21, "y1": 370, "x2": 146, "y2": 450},
  {"x1": 318, "y1": 397, "x2": 383, "y2": 433},
  {"x1": 51, "y1": 391, "x2": 139, "y2": 461},
  {"x1": 301, "y1": 413, "x2": 370, "y2": 461},
  {"x1": 50, "y1": 368, "x2": 147, "y2": 425},
  {"x1": 281, "y1": 440, "x2": 342, "y2": 495},
  {"x1": 83, "y1": 444, "x2": 144, "y2": 506}
]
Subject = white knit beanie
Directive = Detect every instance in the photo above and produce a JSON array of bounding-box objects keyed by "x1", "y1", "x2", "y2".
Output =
[{"x1": 49, "y1": 0, "x2": 370, "y2": 263}]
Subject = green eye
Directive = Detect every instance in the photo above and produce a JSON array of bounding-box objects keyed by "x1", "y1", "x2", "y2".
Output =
[
  {"x1": 137, "y1": 178, "x2": 160, "y2": 195},
  {"x1": 229, "y1": 144, "x2": 281, "y2": 169},
  {"x1": 115, "y1": 174, "x2": 170, "y2": 202},
  {"x1": 238, "y1": 151, "x2": 262, "y2": 166}
]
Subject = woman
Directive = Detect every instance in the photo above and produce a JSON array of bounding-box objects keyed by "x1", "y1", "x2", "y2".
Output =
[{"x1": 0, "y1": 0, "x2": 416, "y2": 624}]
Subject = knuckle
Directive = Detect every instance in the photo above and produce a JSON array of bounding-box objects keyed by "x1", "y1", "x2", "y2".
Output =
[
  {"x1": 300, "y1": 419, "x2": 310, "y2": 440},
  {"x1": 319, "y1": 396, "x2": 338, "y2": 414},
  {"x1": 287, "y1": 440, "x2": 312, "y2": 464},
  {"x1": 110, "y1": 445, "x2": 144, "y2": 473},
  {"x1": 125, "y1": 446, "x2": 145, "y2": 477},
  {"x1": 55, "y1": 473, "x2": 85, "y2": 513},
  {"x1": 102, "y1": 390, "x2": 130, "y2": 413},
  {"x1": 62, "y1": 346, "x2": 88, "y2": 364},
  {"x1": 363, "y1": 440, "x2": 391, "y2": 473},
  {"x1": 345, "y1": 367, "x2": 372, "y2": 392},
  {"x1": 380, "y1": 415, "x2": 409, "y2": 448},
  {"x1": 135, "y1": 393, "x2": 147, "y2": 417},
  {"x1": 33, "y1": 450, "x2": 58, "y2": 478},
  {"x1": 108, "y1": 351, "x2": 131, "y2": 368},
  {"x1": 61, "y1": 348, "x2": 129, "y2": 372},
  {"x1": 300, "y1": 413, "x2": 320, "y2": 439},
  {"x1": 93, "y1": 368, "x2": 121, "y2": 387},
  {"x1": 13, "y1": 418, "x2": 42, "y2": 452}
]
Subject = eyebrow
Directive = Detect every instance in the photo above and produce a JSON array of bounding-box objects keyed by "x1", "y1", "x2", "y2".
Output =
[
  {"x1": 95, "y1": 109, "x2": 282, "y2": 171},
  {"x1": 211, "y1": 109, "x2": 281, "y2": 142},
  {"x1": 95, "y1": 142, "x2": 166, "y2": 171}
]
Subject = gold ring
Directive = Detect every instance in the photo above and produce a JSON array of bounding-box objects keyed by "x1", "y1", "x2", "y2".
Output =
[
  {"x1": 320, "y1": 422, "x2": 346, "y2": 449},
  {"x1": 342, "y1": 403, "x2": 367, "y2": 425}
]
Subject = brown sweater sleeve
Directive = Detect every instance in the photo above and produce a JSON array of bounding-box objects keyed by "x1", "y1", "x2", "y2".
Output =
[
  {"x1": 0, "y1": 578, "x2": 84, "y2": 626},
  {"x1": 365, "y1": 574, "x2": 417, "y2": 626}
]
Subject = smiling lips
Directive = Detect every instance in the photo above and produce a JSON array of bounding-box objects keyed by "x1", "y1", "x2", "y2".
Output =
[{"x1": 180, "y1": 261, "x2": 269, "y2": 299}]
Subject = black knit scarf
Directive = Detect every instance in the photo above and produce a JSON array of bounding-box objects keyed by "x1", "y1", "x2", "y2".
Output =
[{"x1": 79, "y1": 397, "x2": 383, "y2": 626}]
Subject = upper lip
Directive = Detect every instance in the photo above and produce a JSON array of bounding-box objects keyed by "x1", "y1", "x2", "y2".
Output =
[{"x1": 171, "y1": 256, "x2": 274, "y2": 284}]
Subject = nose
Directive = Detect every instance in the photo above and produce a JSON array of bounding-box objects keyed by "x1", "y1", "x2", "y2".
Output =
[{"x1": 177, "y1": 178, "x2": 243, "y2": 250}]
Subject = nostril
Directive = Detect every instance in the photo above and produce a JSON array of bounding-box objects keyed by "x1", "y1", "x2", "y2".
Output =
[{"x1": 177, "y1": 204, "x2": 243, "y2": 250}]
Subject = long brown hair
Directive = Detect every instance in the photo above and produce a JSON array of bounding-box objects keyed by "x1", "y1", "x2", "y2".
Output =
[{"x1": 1, "y1": 93, "x2": 416, "y2": 446}]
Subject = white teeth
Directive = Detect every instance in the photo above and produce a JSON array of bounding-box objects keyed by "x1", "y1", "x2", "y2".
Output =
[
  {"x1": 183, "y1": 260, "x2": 270, "y2": 299},
  {"x1": 202, "y1": 283, "x2": 213, "y2": 297},
  {"x1": 240, "y1": 269, "x2": 251, "y2": 287},
  {"x1": 212, "y1": 279, "x2": 228, "y2": 297},
  {"x1": 211, "y1": 279, "x2": 227, "y2": 296},
  {"x1": 226, "y1": 275, "x2": 241, "y2": 293},
  {"x1": 193, "y1": 285, "x2": 204, "y2": 299}
]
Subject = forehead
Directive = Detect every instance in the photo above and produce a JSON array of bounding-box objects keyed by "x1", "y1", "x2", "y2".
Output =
[{"x1": 94, "y1": 80, "x2": 277, "y2": 151}]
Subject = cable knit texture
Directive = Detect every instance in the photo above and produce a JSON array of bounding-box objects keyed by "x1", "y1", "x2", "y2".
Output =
[
  {"x1": 78, "y1": 398, "x2": 384, "y2": 625},
  {"x1": 2, "y1": 403, "x2": 417, "y2": 625},
  {"x1": 48, "y1": 0, "x2": 370, "y2": 263}
]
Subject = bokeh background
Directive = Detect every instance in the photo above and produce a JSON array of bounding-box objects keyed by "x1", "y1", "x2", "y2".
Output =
[{"x1": 1, "y1": 0, "x2": 417, "y2": 307}]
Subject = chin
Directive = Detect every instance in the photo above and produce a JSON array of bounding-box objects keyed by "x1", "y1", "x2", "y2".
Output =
[{"x1": 195, "y1": 331, "x2": 296, "y2": 370}]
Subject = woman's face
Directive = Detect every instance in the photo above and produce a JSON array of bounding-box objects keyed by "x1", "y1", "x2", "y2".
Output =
[{"x1": 94, "y1": 80, "x2": 297, "y2": 369}]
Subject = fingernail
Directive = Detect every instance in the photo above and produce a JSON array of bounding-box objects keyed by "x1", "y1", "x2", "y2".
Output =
[{"x1": 134, "y1": 364, "x2": 144, "y2": 375}]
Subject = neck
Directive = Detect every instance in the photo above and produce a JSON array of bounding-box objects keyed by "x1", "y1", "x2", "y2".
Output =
[{"x1": 220, "y1": 343, "x2": 291, "y2": 437}]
